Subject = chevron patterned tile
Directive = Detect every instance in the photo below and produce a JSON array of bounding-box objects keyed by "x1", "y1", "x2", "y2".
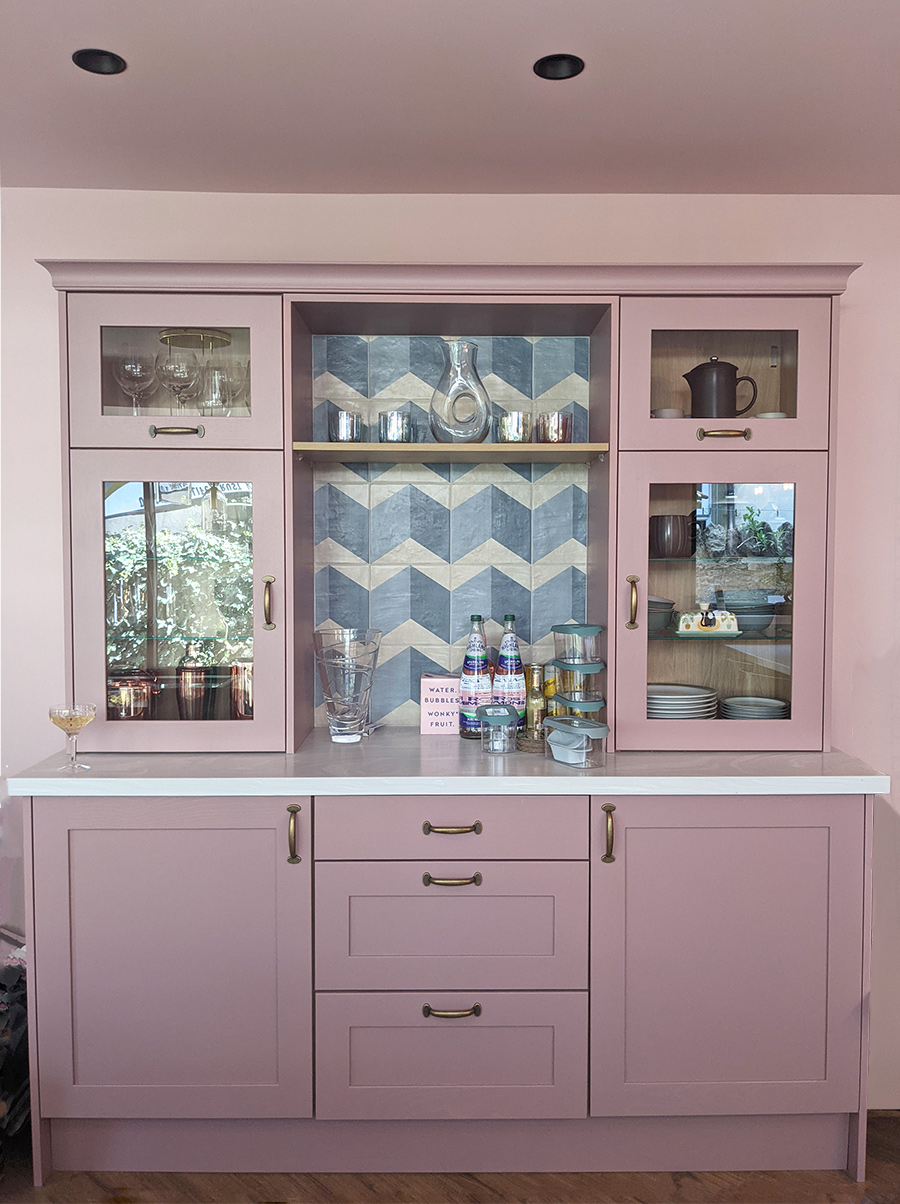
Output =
[
  {"x1": 533, "y1": 484, "x2": 588, "y2": 561},
  {"x1": 490, "y1": 336, "x2": 533, "y2": 397},
  {"x1": 325, "y1": 335, "x2": 369, "y2": 394},
  {"x1": 370, "y1": 565, "x2": 451, "y2": 641},
  {"x1": 531, "y1": 566, "x2": 587, "y2": 643},
  {"x1": 314, "y1": 565, "x2": 371, "y2": 630},
  {"x1": 314, "y1": 482, "x2": 370, "y2": 563},
  {"x1": 450, "y1": 485, "x2": 532, "y2": 564},
  {"x1": 310, "y1": 330, "x2": 601, "y2": 719},
  {"x1": 370, "y1": 482, "x2": 450, "y2": 564}
]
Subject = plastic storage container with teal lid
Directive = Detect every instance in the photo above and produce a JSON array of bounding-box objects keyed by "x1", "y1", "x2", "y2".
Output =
[
  {"x1": 551, "y1": 623, "x2": 604, "y2": 665},
  {"x1": 543, "y1": 716, "x2": 609, "y2": 768},
  {"x1": 475, "y1": 703, "x2": 520, "y2": 754}
]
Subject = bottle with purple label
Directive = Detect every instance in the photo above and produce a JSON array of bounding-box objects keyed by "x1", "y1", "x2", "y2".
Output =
[
  {"x1": 459, "y1": 615, "x2": 493, "y2": 739},
  {"x1": 493, "y1": 614, "x2": 526, "y2": 729}
]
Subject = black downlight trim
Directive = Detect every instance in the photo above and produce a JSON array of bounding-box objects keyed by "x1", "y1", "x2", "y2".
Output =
[
  {"x1": 533, "y1": 54, "x2": 584, "y2": 80},
  {"x1": 72, "y1": 49, "x2": 127, "y2": 75}
]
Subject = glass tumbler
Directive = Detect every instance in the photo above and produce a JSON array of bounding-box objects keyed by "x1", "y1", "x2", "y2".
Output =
[{"x1": 314, "y1": 627, "x2": 382, "y2": 742}]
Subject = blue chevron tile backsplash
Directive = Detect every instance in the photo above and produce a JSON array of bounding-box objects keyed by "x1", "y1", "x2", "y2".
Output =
[{"x1": 312, "y1": 334, "x2": 593, "y2": 725}]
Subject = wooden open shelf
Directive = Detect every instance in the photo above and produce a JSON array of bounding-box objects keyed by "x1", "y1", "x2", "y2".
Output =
[{"x1": 291, "y1": 441, "x2": 609, "y2": 464}]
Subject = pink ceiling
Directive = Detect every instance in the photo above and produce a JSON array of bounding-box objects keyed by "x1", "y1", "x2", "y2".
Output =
[{"x1": 2, "y1": 0, "x2": 899, "y2": 195}]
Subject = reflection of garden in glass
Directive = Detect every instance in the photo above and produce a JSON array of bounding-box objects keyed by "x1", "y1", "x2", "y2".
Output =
[{"x1": 104, "y1": 481, "x2": 254, "y2": 682}]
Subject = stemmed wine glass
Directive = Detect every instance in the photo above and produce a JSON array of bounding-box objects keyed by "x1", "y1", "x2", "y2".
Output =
[
  {"x1": 49, "y1": 704, "x2": 97, "y2": 772},
  {"x1": 112, "y1": 350, "x2": 158, "y2": 415},
  {"x1": 154, "y1": 347, "x2": 201, "y2": 415}
]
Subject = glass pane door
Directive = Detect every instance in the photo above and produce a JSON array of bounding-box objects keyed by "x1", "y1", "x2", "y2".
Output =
[
  {"x1": 647, "y1": 479, "x2": 794, "y2": 720},
  {"x1": 100, "y1": 326, "x2": 251, "y2": 420},
  {"x1": 619, "y1": 297, "x2": 832, "y2": 451},
  {"x1": 71, "y1": 448, "x2": 285, "y2": 752},
  {"x1": 104, "y1": 479, "x2": 254, "y2": 722},
  {"x1": 67, "y1": 294, "x2": 284, "y2": 449},
  {"x1": 616, "y1": 451, "x2": 827, "y2": 751}
]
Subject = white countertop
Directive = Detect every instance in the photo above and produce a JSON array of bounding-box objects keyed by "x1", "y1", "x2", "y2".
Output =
[{"x1": 8, "y1": 728, "x2": 890, "y2": 797}]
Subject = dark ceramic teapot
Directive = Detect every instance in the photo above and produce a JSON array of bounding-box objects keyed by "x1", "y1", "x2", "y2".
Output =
[{"x1": 684, "y1": 357, "x2": 758, "y2": 419}]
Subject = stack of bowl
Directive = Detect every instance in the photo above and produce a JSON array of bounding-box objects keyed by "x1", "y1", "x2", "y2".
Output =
[
  {"x1": 716, "y1": 589, "x2": 777, "y2": 635},
  {"x1": 721, "y1": 696, "x2": 790, "y2": 720},
  {"x1": 647, "y1": 595, "x2": 675, "y2": 632}
]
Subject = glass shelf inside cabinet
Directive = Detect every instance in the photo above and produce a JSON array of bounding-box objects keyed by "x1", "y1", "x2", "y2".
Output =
[
  {"x1": 649, "y1": 329, "x2": 798, "y2": 422},
  {"x1": 646, "y1": 480, "x2": 795, "y2": 722},
  {"x1": 104, "y1": 479, "x2": 255, "y2": 723},
  {"x1": 100, "y1": 326, "x2": 252, "y2": 420}
]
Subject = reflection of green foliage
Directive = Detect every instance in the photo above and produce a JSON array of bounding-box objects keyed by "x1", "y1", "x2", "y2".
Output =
[{"x1": 105, "y1": 512, "x2": 253, "y2": 671}]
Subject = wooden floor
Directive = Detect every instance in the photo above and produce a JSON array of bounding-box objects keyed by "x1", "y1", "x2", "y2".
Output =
[{"x1": 4, "y1": 1113, "x2": 900, "y2": 1204}]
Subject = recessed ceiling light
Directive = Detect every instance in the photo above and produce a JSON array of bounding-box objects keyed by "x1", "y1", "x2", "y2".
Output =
[
  {"x1": 72, "y1": 48, "x2": 127, "y2": 75},
  {"x1": 533, "y1": 54, "x2": 584, "y2": 81}
]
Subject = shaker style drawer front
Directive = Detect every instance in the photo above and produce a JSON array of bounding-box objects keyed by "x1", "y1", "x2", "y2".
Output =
[
  {"x1": 315, "y1": 860, "x2": 588, "y2": 990},
  {"x1": 315, "y1": 991, "x2": 588, "y2": 1120},
  {"x1": 314, "y1": 794, "x2": 589, "y2": 861}
]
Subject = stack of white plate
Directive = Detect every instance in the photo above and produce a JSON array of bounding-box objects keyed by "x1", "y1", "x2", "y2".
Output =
[
  {"x1": 721, "y1": 696, "x2": 790, "y2": 720},
  {"x1": 647, "y1": 683, "x2": 717, "y2": 719}
]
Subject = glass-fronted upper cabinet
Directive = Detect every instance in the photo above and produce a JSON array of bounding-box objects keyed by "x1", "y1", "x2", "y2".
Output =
[
  {"x1": 69, "y1": 448, "x2": 286, "y2": 752},
  {"x1": 615, "y1": 451, "x2": 828, "y2": 751},
  {"x1": 619, "y1": 297, "x2": 833, "y2": 451},
  {"x1": 67, "y1": 294, "x2": 284, "y2": 449}
]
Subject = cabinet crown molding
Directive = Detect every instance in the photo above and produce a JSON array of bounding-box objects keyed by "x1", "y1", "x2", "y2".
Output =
[{"x1": 38, "y1": 260, "x2": 860, "y2": 296}]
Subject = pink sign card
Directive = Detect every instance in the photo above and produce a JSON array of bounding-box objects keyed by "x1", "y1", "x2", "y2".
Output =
[{"x1": 419, "y1": 675, "x2": 460, "y2": 735}]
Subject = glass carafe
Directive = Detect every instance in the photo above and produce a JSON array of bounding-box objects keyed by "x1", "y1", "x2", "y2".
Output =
[{"x1": 429, "y1": 340, "x2": 491, "y2": 443}]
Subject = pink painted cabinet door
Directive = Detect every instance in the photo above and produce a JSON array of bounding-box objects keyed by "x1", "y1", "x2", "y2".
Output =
[
  {"x1": 590, "y1": 795, "x2": 865, "y2": 1116},
  {"x1": 32, "y1": 796, "x2": 312, "y2": 1118},
  {"x1": 316, "y1": 991, "x2": 588, "y2": 1120},
  {"x1": 618, "y1": 295, "x2": 832, "y2": 452},
  {"x1": 615, "y1": 450, "x2": 828, "y2": 751},
  {"x1": 67, "y1": 292, "x2": 284, "y2": 450},
  {"x1": 70, "y1": 448, "x2": 286, "y2": 752}
]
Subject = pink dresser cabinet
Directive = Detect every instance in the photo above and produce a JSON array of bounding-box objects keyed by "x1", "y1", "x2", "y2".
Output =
[
  {"x1": 15, "y1": 762, "x2": 880, "y2": 1184},
  {"x1": 313, "y1": 793, "x2": 590, "y2": 1120}
]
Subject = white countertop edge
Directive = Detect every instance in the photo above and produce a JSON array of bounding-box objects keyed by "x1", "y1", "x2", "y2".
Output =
[{"x1": 7, "y1": 773, "x2": 891, "y2": 797}]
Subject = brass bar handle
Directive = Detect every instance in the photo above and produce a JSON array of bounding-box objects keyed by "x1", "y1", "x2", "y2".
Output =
[
  {"x1": 148, "y1": 424, "x2": 205, "y2": 438},
  {"x1": 696, "y1": 427, "x2": 752, "y2": 441},
  {"x1": 422, "y1": 1003, "x2": 482, "y2": 1019},
  {"x1": 262, "y1": 576, "x2": 275, "y2": 631},
  {"x1": 601, "y1": 802, "x2": 616, "y2": 863},
  {"x1": 422, "y1": 872, "x2": 483, "y2": 887},
  {"x1": 422, "y1": 821, "x2": 483, "y2": 836},
  {"x1": 286, "y1": 804, "x2": 301, "y2": 864},
  {"x1": 626, "y1": 575, "x2": 640, "y2": 629}
]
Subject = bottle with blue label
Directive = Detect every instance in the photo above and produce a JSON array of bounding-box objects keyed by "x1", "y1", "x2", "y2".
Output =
[
  {"x1": 493, "y1": 614, "x2": 526, "y2": 730},
  {"x1": 459, "y1": 615, "x2": 493, "y2": 739}
]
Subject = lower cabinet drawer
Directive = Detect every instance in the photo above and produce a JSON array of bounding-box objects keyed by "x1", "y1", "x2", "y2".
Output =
[
  {"x1": 315, "y1": 991, "x2": 588, "y2": 1120},
  {"x1": 315, "y1": 860, "x2": 588, "y2": 990}
]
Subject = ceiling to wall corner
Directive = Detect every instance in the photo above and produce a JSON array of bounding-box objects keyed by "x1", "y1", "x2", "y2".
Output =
[{"x1": 1, "y1": 0, "x2": 899, "y2": 195}]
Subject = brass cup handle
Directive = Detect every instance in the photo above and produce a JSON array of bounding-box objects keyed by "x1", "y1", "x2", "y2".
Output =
[
  {"x1": 262, "y1": 576, "x2": 275, "y2": 630},
  {"x1": 626, "y1": 575, "x2": 640, "y2": 629},
  {"x1": 422, "y1": 821, "x2": 483, "y2": 835},
  {"x1": 148, "y1": 424, "x2": 205, "y2": 438},
  {"x1": 422, "y1": 872, "x2": 483, "y2": 887},
  {"x1": 696, "y1": 427, "x2": 752, "y2": 441},
  {"x1": 601, "y1": 802, "x2": 616, "y2": 863},
  {"x1": 286, "y1": 804, "x2": 301, "y2": 864},
  {"x1": 423, "y1": 1003, "x2": 482, "y2": 1019}
]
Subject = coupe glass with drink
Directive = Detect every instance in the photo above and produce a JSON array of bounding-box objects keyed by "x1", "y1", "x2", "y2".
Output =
[{"x1": 49, "y1": 704, "x2": 97, "y2": 771}]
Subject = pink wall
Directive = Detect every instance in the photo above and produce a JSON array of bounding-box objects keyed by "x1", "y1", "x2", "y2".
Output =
[{"x1": 2, "y1": 188, "x2": 900, "y2": 1103}]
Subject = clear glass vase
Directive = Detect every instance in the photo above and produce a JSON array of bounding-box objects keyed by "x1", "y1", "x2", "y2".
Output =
[{"x1": 429, "y1": 340, "x2": 491, "y2": 443}]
